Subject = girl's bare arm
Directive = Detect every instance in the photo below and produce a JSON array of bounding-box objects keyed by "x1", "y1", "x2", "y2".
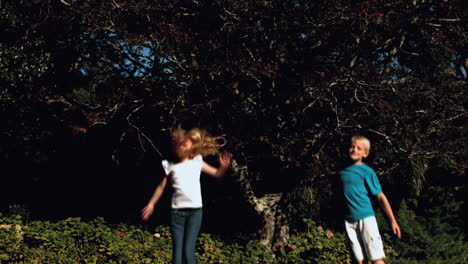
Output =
[
  {"x1": 202, "y1": 152, "x2": 233, "y2": 178},
  {"x1": 141, "y1": 176, "x2": 168, "y2": 221}
]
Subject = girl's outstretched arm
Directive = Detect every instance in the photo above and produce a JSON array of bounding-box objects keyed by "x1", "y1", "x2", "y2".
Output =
[
  {"x1": 202, "y1": 152, "x2": 233, "y2": 178},
  {"x1": 376, "y1": 192, "x2": 401, "y2": 239},
  {"x1": 141, "y1": 175, "x2": 168, "y2": 221}
]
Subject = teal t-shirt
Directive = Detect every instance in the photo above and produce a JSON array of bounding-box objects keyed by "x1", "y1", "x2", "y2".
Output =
[{"x1": 339, "y1": 163, "x2": 382, "y2": 222}]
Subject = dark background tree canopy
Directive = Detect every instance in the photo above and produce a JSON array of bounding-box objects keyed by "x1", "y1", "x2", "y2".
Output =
[{"x1": 1, "y1": 0, "x2": 466, "y2": 245}]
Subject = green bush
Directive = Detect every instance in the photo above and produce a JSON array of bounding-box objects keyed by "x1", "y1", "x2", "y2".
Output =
[
  {"x1": 382, "y1": 195, "x2": 468, "y2": 264},
  {"x1": 0, "y1": 216, "x2": 173, "y2": 264},
  {"x1": 0, "y1": 215, "x2": 401, "y2": 264},
  {"x1": 272, "y1": 219, "x2": 398, "y2": 264},
  {"x1": 0, "y1": 216, "x2": 276, "y2": 264},
  {"x1": 196, "y1": 232, "x2": 274, "y2": 263},
  {"x1": 272, "y1": 219, "x2": 350, "y2": 264}
]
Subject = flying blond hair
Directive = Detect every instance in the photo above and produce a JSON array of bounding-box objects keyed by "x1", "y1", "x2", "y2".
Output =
[{"x1": 171, "y1": 127, "x2": 226, "y2": 159}]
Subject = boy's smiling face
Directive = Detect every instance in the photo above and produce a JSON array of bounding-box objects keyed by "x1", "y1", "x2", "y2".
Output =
[{"x1": 349, "y1": 140, "x2": 369, "y2": 164}]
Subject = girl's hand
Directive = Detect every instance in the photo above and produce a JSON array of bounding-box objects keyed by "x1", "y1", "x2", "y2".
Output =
[
  {"x1": 141, "y1": 205, "x2": 154, "y2": 221},
  {"x1": 219, "y1": 151, "x2": 233, "y2": 168}
]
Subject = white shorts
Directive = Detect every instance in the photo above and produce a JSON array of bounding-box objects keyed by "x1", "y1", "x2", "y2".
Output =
[{"x1": 345, "y1": 216, "x2": 385, "y2": 262}]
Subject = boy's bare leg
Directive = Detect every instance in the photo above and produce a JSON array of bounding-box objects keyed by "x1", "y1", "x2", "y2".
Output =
[{"x1": 356, "y1": 260, "x2": 385, "y2": 264}]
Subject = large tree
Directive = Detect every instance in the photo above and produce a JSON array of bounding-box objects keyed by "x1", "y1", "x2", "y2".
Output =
[{"x1": 1, "y1": 0, "x2": 466, "y2": 246}]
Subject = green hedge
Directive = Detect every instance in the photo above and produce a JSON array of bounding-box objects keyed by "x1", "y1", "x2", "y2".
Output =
[{"x1": 0, "y1": 216, "x2": 398, "y2": 264}]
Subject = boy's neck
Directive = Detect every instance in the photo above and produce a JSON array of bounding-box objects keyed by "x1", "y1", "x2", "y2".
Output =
[{"x1": 353, "y1": 159, "x2": 364, "y2": 165}]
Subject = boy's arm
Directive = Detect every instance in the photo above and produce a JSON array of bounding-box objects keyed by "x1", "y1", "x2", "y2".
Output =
[
  {"x1": 376, "y1": 192, "x2": 401, "y2": 239},
  {"x1": 201, "y1": 152, "x2": 233, "y2": 178},
  {"x1": 141, "y1": 175, "x2": 168, "y2": 221}
]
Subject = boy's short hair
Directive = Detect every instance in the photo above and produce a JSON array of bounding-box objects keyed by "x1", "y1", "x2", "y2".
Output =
[{"x1": 351, "y1": 135, "x2": 371, "y2": 152}]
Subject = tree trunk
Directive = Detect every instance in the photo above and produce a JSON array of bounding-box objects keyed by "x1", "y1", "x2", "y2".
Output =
[{"x1": 231, "y1": 160, "x2": 290, "y2": 247}]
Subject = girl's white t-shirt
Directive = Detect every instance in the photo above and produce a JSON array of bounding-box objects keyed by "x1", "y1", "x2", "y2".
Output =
[{"x1": 162, "y1": 155, "x2": 203, "y2": 209}]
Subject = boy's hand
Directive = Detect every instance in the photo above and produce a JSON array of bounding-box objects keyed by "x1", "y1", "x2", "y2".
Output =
[
  {"x1": 392, "y1": 221, "x2": 401, "y2": 239},
  {"x1": 376, "y1": 192, "x2": 401, "y2": 239}
]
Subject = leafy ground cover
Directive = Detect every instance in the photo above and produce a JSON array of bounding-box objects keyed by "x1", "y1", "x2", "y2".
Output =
[
  {"x1": 2, "y1": 204, "x2": 467, "y2": 264},
  {"x1": 0, "y1": 215, "x2": 363, "y2": 264}
]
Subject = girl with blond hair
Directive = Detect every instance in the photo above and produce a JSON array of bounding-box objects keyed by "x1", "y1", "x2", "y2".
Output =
[{"x1": 141, "y1": 127, "x2": 232, "y2": 264}]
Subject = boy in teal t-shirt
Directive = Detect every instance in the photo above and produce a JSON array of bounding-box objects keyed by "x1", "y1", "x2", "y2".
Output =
[{"x1": 339, "y1": 136, "x2": 401, "y2": 264}]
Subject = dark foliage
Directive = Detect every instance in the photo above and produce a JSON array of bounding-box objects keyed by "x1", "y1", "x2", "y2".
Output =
[{"x1": 1, "y1": 0, "x2": 466, "y2": 252}]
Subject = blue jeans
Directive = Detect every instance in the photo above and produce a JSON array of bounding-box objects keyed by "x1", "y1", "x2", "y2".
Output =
[{"x1": 170, "y1": 208, "x2": 202, "y2": 264}]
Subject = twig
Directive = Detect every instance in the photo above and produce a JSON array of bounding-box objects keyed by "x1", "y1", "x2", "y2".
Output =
[
  {"x1": 72, "y1": 99, "x2": 101, "y2": 110},
  {"x1": 137, "y1": 132, "x2": 145, "y2": 152},
  {"x1": 435, "y1": 18, "x2": 461, "y2": 22},
  {"x1": 354, "y1": 88, "x2": 367, "y2": 104},
  {"x1": 59, "y1": 0, "x2": 70, "y2": 6},
  {"x1": 109, "y1": 104, "x2": 119, "y2": 119},
  {"x1": 112, "y1": 0, "x2": 121, "y2": 8},
  {"x1": 88, "y1": 122, "x2": 107, "y2": 129},
  {"x1": 368, "y1": 129, "x2": 395, "y2": 149},
  {"x1": 126, "y1": 105, "x2": 164, "y2": 158}
]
